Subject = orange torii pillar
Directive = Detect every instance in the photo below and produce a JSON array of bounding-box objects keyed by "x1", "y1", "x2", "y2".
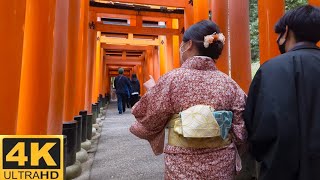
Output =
[
  {"x1": 258, "y1": 0, "x2": 285, "y2": 64},
  {"x1": 0, "y1": 1, "x2": 26, "y2": 134},
  {"x1": 309, "y1": 0, "x2": 320, "y2": 6},
  {"x1": 85, "y1": 12, "x2": 97, "y2": 112},
  {"x1": 153, "y1": 47, "x2": 161, "y2": 81},
  {"x1": 48, "y1": 0, "x2": 69, "y2": 134},
  {"x1": 99, "y1": 48, "x2": 105, "y2": 97},
  {"x1": 166, "y1": 20, "x2": 174, "y2": 72},
  {"x1": 309, "y1": 0, "x2": 320, "y2": 47},
  {"x1": 92, "y1": 31, "x2": 101, "y2": 103},
  {"x1": 74, "y1": 0, "x2": 85, "y2": 113},
  {"x1": 17, "y1": 0, "x2": 56, "y2": 134},
  {"x1": 75, "y1": 0, "x2": 90, "y2": 112},
  {"x1": 229, "y1": 0, "x2": 252, "y2": 93},
  {"x1": 159, "y1": 35, "x2": 167, "y2": 76},
  {"x1": 184, "y1": 0, "x2": 194, "y2": 29},
  {"x1": 147, "y1": 50, "x2": 154, "y2": 78},
  {"x1": 105, "y1": 66, "x2": 110, "y2": 95},
  {"x1": 211, "y1": 0, "x2": 229, "y2": 75},
  {"x1": 137, "y1": 65, "x2": 144, "y2": 94},
  {"x1": 172, "y1": 19, "x2": 181, "y2": 69},
  {"x1": 101, "y1": 57, "x2": 106, "y2": 97},
  {"x1": 143, "y1": 57, "x2": 150, "y2": 86},
  {"x1": 133, "y1": 66, "x2": 137, "y2": 75},
  {"x1": 64, "y1": 0, "x2": 81, "y2": 122},
  {"x1": 193, "y1": 0, "x2": 209, "y2": 23}
]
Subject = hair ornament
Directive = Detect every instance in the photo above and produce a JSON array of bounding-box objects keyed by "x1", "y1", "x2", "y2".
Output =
[{"x1": 203, "y1": 32, "x2": 225, "y2": 48}]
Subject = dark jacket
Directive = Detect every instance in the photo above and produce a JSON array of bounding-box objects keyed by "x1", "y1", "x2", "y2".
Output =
[
  {"x1": 244, "y1": 43, "x2": 320, "y2": 180},
  {"x1": 114, "y1": 75, "x2": 131, "y2": 94},
  {"x1": 130, "y1": 78, "x2": 140, "y2": 95}
]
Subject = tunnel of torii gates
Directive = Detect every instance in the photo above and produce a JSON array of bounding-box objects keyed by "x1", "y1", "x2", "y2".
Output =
[{"x1": 0, "y1": 0, "x2": 319, "y2": 136}]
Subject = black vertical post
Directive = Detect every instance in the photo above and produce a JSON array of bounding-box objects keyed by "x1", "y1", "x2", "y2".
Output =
[
  {"x1": 87, "y1": 114, "x2": 93, "y2": 140},
  {"x1": 79, "y1": 111, "x2": 88, "y2": 142},
  {"x1": 62, "y1": 121, "x2": 77, "y2": 166},
  {"x1": 73, "y1": 116, "x2": 82, "y2": 152}
]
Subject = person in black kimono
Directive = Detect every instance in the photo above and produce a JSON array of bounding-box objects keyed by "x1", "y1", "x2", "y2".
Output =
[
  {"x1": 244, "y1": 5, "x2": 320, "y2": 180},
  {"x1": 129, "y1": 74, "x2": 140, "y2": 107}
]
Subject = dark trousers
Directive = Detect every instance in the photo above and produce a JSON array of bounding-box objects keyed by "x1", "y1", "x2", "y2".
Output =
[
  {"x1": 130, "y1": 95, "x2": 140, "y2": 107},
  {"x1": 117, "y1": 93, "x2": 126, "y2": 113}
]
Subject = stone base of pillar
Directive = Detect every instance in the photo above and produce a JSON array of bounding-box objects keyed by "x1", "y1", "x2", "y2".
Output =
[
  {"x1": 76, "y1": 148, "x2": 88, "y2": 163},
  {"x1": 66, "y1": 160, "x2": 82, "y2": 180},
  {"x1": 91, "y1": 132, "x2": 101, "y2": 140},
  {"x1": 81, "y1": 139, "x2": 92, "y2": 151},
  {"x1": 92, "y1": 127, "x2": 97, "y2": 137},
  {"x1": 100, "y1": 107, "x2": 104, "y2": 116}
]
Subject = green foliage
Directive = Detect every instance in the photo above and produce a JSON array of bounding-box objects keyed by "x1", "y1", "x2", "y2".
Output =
[
  {"x1": 249, "y1": 0, "x2": 308, "y2": 63},
  {"x1": 249, "y1": 0, "x2": 259, "y2": 63},
  {"x1": 286, "y1": 0, "x2": 308, "y2": 10}
]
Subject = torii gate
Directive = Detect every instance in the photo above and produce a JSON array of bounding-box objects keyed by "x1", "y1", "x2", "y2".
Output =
[{"x1": 0, "y1": 0, "x2": 319, "y2": 137}]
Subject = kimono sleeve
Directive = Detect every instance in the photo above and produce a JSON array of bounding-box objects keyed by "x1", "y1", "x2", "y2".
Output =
[
  {"x1": 230, "y1": 84, "x2": 248, "y2": 148},
  {"x1": 130, "y1": 75, "x2": 174, "y2": 155}
]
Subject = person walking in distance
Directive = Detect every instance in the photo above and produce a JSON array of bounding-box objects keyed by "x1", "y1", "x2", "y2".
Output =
[{"x1": 114, "y1": 68, "x2": 131, "y2": 114}]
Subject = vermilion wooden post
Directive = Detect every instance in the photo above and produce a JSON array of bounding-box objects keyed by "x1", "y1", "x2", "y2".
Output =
[
  {"x1": 309, "y1": 0, "x2": 320, "y2": 47},
  {"x1": 229, "y1": 0, "x2": 252, "y2": 93},
  {"x1": 0, "y1": 1, "x2": 26, "y2": 134},
  {"x1": 92, "y1": 31, "x2": 101, "y2": 102},
  {"x1": 77, "y1": 0, "x2": 90, "y2": 111},
  {"x1": 85, "y1": 12, "x2": 96, "y2": 112},
  {"x1": 105, "y1": 66, "x2": 110, "y2": 95},
  {"x1": 17, "y1": 0, "x2": 57, "y2": 134},
  {"x1": 48, "y1": 0, "x2": 69, "y2": 134},
  {"x1": 258, "y1": 0, "x2": 285, "y2": 64},
  {"x1": 172, "y1": 19, "x2": 181, "y2": 69},
  {"x1": 159, "y1": 35, "x2": 167, "y2": 76},
  {"x1": 137, "y1": 65, "x2": 144, "y2": 94},
  {"x1": 184, "y1": 0, "x2": 194, "y2": 29},
  {"x1": 147, "y1": 50, "x2": 154, "y2": 78},
  {"x1": 211, "y1": 0, "x2": 229, "y2": 75},
  {"x1": 63, "y1": 0, "x2": 81, "y2": 122},
  {"x1": 99, "y1": 48, "x2": 104, "y2": 96},
  {"x1": 309, "y1": 0, "x2": 320, "y2": 6},
  {"x1": 153, "y1": 47, "x2": 160, "y2": 81},
  {"x1": 193, "y1": 0, "x2": 209, "y2": 23}
]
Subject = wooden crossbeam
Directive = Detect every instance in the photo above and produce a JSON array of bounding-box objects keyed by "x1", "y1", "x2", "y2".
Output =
[
  {"x1": 97, "y1": 13, "x2": 174, "y2": 23},
  {"x1": 90, "y1": 7, "x2": 184, "y2": 19},
  {"x1": 109, "y1": 71, "x2": 130, "y2": 76},
  {"x1": 101, "y1": 44, "x2": 153, "y2": 51},
  {"x1": 96, "y1": 23, "x2": 180, "y2": 36},
  {"x1": 100, "y1": 36, "x2": 160, "y2": 46},
  {"x1": 108, "y1": 66, "x2": 134, "y2": 70},
  {"x1": 105, "y1": 56, "x2": 144, "y2": 61},
  {"x1": 105, "y1": 61, "x2": 142, "y2": 66},
  {"x1": 104, "y1": 0, "x2": 186, "y2": 8},
  {"x1": 106, "y1": 52, "x2": 142, "y2": 56}
]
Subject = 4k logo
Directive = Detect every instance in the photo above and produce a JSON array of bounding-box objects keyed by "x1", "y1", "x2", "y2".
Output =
[{"x1": 0, "y1": 136, "x2": 64, "y2": 180}]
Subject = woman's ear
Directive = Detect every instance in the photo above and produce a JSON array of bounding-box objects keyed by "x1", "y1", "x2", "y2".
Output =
[{"x1": 185, "y1": 40, "x2": 193, "y2": 51}]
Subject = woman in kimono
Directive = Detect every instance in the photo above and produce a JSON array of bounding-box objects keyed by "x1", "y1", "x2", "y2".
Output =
[{"x1": 130, "y1": 20, "x2": 247, "y2": 180}]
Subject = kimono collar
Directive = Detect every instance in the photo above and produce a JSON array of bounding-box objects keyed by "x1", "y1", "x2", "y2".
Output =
[
  {"x1": 181, "y1": 56, "x2": 217, "y2": 71},
  {"x1": 290, "y1": 42, "x2": 319, "y2": 52}
]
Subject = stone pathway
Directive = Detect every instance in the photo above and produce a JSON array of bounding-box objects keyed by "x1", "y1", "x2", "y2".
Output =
[
  {"x1": 89, "y1": 102, "x2": 164, "y2": 180},
  {"x1": 75, "y1": 102, "x2": 256, "y2": 180}
]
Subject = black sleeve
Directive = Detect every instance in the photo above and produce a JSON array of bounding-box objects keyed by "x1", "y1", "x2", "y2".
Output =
[{"x1": 244, "y1": 68, "x2": 278, "y2": 161}]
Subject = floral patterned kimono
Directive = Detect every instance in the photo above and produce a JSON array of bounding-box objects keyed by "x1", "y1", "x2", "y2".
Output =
[{"x1": 130, "y1": 56, "x2": 247, "y2": 180}]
